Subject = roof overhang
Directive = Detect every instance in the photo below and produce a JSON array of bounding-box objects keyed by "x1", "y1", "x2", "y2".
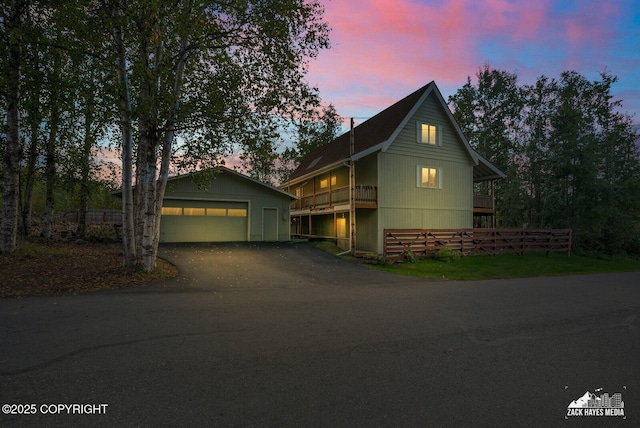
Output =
[
  {"x1": 473, "y1": 153, "x2": 507, "y2": 181},
  {"x1": 113, "y1": 166, "x2": 298, "y2": 200},
  {"x1": 282, "y1": 159, "x2": 349, "y2": 187}
]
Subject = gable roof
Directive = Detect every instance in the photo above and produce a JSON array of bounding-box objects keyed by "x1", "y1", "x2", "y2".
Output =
[
  {"x1": 114, "y1": 166, "x2": 296, "y2": 199},
  {"x1": 287, "y1": 81, "x2": 505, "y2": 184},
  {"x1": 213, "y1": 167, "x2": 297, "y2": 199}
]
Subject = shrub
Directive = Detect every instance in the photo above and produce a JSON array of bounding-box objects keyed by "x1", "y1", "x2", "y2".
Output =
[
  {"x1": 434, "y1": 246, "x2": 460, "y2": 263},
  {"x1": 403, "y1": 250, "x2": 415, "y2": 263}
]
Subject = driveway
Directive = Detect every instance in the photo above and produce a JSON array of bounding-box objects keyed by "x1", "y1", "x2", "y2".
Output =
[{"x1": 1, "y1": 242, "x2": 639, "y2": 427}]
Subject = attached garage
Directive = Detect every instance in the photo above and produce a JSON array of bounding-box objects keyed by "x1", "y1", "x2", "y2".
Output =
[{"x1": 157, "y1": 168, "x2": 294, "y2": 243}]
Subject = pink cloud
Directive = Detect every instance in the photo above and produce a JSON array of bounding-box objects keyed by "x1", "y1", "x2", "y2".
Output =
[{"x1": 307, "y1": 0, "x2": 635, "y2": 120}]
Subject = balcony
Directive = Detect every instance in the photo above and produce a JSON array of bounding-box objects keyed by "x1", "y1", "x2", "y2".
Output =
[
  {"x1": 473, "y1": 193, "x2": 494, "y2": 214},
  {"x1": 291, "y1": 185, "x2": 377, "y2": 212}
]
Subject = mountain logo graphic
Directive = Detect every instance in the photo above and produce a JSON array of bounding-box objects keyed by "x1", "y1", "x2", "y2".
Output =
[
  {"x1": 565, "y1": 388, "x2": 626, "y2": 419},
  {"x1": 568, "y1": 391, "x2": 595, "y2": 408}
]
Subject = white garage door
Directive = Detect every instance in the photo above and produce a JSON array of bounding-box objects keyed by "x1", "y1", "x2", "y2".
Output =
[{"x1": 159, "y1": 201, "x2": 248, "y2": 243}]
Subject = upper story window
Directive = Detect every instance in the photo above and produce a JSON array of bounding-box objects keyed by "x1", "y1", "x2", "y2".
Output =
[
  {"x1": 319, "y1": 175, "x2": 337, "y2": 189},
  {"x1": 417, "y1": 122, "x2": 442, "y2": 145}
]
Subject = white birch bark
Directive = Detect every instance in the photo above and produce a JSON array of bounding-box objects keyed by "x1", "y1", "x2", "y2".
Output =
[
  {"x1": 112, "y1": 7, "x2": 136, "y2": 267},
  {"x1": 151, "y1": 36, "x2": 189, "y2": 263},
  {"x1": 0, "y1": 0, "x2": 23, "y2": 253}
]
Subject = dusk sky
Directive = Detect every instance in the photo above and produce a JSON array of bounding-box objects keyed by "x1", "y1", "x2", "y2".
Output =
[{"x1": 306, "y1": 0, "x2": 640, "y2": 126}]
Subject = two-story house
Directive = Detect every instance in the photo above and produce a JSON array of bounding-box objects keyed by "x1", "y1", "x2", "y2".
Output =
[{"x1": 281, "y1": 81, "x2": 505, "y2": 255}]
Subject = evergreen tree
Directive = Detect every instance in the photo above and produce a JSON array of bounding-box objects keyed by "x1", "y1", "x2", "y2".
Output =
[{"x1": 450, "y1": 67, "x2": 640, "y2": 254}]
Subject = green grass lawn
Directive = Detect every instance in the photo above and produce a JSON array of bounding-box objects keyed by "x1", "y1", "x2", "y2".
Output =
[{"x1": 368, "y1": 252, "x2": 640, "y2": 280}]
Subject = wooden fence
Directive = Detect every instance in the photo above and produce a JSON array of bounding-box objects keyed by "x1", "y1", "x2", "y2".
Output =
[
  {"x1": 383, "y1": 228, "x2": 572, "y2": 262},
  {"x1": 61, "y1": 209, "x2": 122, "y2": 224}
]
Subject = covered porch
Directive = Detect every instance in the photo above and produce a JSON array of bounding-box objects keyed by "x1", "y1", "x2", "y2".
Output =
[{"x1": 290, "y1": 185, "x2": 377, "y2": 214}]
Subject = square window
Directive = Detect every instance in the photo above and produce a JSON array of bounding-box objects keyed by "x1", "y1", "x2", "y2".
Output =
[
  {"x1": 419, "y1": 166, "x2": 440, "y2": 188},
  {"x1": 319, "y1": 178, "x2": 328, "y2": 188},
  {"x1": 418, "y1": 122, "x2": 441, "y2": 145}
]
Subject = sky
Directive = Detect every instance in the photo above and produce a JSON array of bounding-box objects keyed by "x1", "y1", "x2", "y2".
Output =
[{"x1": 305, "y1": 0, "x2": 640, "y2": 126}]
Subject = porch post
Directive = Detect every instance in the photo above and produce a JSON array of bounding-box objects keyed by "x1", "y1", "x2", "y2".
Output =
[
  {"x1": 490, "y1": 180, "x2": 496, "y2": 228},
  {"x1": 349, "y1": 117, "x2": 357, "y2": 256}
]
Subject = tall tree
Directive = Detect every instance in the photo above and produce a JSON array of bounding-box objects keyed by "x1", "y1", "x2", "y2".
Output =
[
  {"x1": 19, "y1": 34, "x2": 44, "y2": 236},
  {"x1": 240, "y1": 103, "x2": 342, "y2": 185},
  {"x1": 450, "y1": 67, "x2": 640, "y2": 253},
  {"x1": 449, "y1": 65, "x2": 525, "y2": 226},
  {"x1": 0, "y1": 0, "x2": 28, "y2": 253},
  {"x1": 99, "y1": 0, "x2": 330, "y2": 271}
]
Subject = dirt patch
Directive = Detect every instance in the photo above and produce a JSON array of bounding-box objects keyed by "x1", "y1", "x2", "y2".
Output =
[{"x1": 1, "y1": 239, "x2": 178, "y2": 298}]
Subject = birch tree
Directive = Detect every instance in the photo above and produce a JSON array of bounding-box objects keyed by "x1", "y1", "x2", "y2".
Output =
[
  {"x1": 0, "y1": 0, "x2": 28, "y2": 253},
  {"x1": 104, "y1": 0, "x2": 330, "y2": 271}
]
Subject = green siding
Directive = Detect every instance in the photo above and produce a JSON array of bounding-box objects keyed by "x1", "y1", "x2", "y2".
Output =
[
  {"x1": 385, "y1": 91, "x2": 473, "y2": 163},
  {"x1": 354, "y1": 153, "x2": 377, "y2": 186},
  {"x1": 377, "y1": 153, "x2": 473, "y2": 211},
  {"x1": 356, "y1": 209, "x2": 378, "y2": 253},
  {"x1": 311, "y1": 214, "x2": 335, "y2": 237},
  {"x1": 371, "y1": 91, "x2": 476, "y2": 254},
  {"x1": 160, "y1": 172, "x2": 291, "y2": 242}
]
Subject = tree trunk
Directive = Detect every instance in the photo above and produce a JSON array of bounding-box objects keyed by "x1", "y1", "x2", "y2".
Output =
[
  {"x1": 113, "y1": 8, "x2": 136, "y2": 267},
  {"x1": 21, "y1": 39, "x2": 41, "y2": 238},
  {"x1": 151, "y1": 36, "x2": 189, "y2": 265},
  {"x1": 140, "y1": 153, "x2": 158, "y2": 272},
  {"x1": 136, "y1": 125, "x2": 159, "y2": 272},
  {"x1": 21, "y1": 97, "x2": 40, "y2": 237},
  {"x1": 77, "y1": 84, "x2": 95, "y2": 240},
  {"x1": 41, "y1": 80, "x2": 60, "y2": 239},
  {"x1": 41, "y1": 107, "x2": 58, "y2": 239},
  {"x1": 1, "y1": 1, "x2": 23, "y2": 253}
]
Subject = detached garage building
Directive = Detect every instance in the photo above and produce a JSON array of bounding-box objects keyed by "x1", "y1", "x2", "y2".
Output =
[{"x1": 156, "y1": 168, "x2": 294, "y2": 243}]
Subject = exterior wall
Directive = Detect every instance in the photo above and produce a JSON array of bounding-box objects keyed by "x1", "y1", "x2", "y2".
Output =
[
  {"x1": 354, "y1": 152, "x2": 377, "y2": 186},
  {"x1": 289, "y1": 165, "x2": 350, "y2": 197},
  {"x1": 163, "y1": 172, "x2": 291, "y2": 242},
  {"x1": 310, "y1": 214, "x2": 336, "y2": 237},
  {"x1": 356, "y1": 209, "x2": 378, "y2": 253},
  {"x1": 385, "y1": 91, "x2": 472, "y2": 162},
  {"x1": 373, "y1": 91, "x2": 475, "y2": 254}
]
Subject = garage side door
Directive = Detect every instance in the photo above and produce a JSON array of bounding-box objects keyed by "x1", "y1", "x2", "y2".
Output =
[{"x1": 159, "y1": 201, "x2": 248, "y2": 243}]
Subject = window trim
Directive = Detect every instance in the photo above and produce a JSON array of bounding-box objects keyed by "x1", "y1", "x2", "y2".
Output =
[
  {"x1": 417, "y1": 165, "x2": 442, "y2": 189},
  {"x1": 416, "y1": 121, "x2": 442, "y2": 146}
]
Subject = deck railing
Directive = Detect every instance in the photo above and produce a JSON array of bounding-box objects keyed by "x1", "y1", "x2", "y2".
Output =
[
  {"x1": 473, "y1": 194, "x2": 494, "y2": 210},
  {"x1": 291, "y1": 185, "x2": 377, "y2": 211}
]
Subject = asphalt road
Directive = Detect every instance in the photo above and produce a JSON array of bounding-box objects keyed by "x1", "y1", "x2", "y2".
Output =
[{"x1": 1, "y1": 242, "x2": 639, "y2": 427}]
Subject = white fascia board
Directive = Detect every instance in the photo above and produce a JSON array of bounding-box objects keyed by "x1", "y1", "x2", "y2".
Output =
[
  {"x1": 380, "y1": 85, "x2": 435, "y2": 153},
  {"x1": 475, "y1": 152, "x2": 507, "y2": 179},
  {"x1": 351, "y1": 142, "x2": 385, "y2": 161}
]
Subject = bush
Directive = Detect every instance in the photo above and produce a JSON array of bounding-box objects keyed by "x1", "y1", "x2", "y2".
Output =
[
  {"x1": 403, "y1": 250, "x2": 415, "y2": 263},
  {"x1": 434, "y1": 246, "x2": 460, "y2": 263}
]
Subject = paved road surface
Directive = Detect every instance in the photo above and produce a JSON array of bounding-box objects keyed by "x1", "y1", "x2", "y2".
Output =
[{"x1": 1, "y1": 242, "x2": 638, "y2": 427}]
